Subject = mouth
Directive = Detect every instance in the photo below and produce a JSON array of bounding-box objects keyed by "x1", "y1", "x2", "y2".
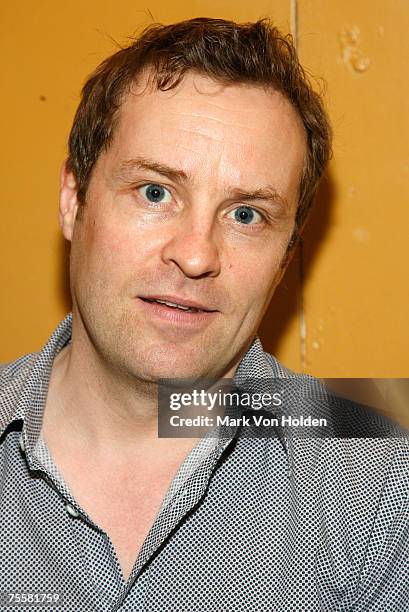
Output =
[{"x1": 139, "y1": 296, "x2": 217, "y2": 314}]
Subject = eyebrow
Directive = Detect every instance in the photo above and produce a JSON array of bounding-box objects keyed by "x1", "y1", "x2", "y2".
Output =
[
  {"x1": 117, "y1": 156, "x2": 189, "y2": 183},
  {"x1": 117, "y1": 156, "x2": 289, "y2": 210}
]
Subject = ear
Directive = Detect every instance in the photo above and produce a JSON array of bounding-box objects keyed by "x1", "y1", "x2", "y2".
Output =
[
  {"x1": 277, "y1": 235, "x2": 298, "y2": 283},
  {"x1": 279, "y1": 217, "x2": 306, "y2": 279},
  {"x1": 59, "y1": 160, "x2": 80, "y2": 241},
  {"x1": 274, "y1": 258, "x2": 289, "y2": 288}
]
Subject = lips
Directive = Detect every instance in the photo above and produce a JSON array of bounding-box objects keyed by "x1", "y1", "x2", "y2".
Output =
[{"x1": 139, "y1": 295, "x2": 217, "y2": 313}]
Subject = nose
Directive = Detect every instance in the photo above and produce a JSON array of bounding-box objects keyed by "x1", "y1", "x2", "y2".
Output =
[{"x1": 161, "y1": 211, "x2": 221, "y2": 279}]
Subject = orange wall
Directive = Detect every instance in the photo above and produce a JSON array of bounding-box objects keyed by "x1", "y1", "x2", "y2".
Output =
[
  {"x1": 1, "y1": 1, "x2": 408, "y2": 377},
  {"x1": 297, "y1": 0, "x2": 409, "y2": 377}
]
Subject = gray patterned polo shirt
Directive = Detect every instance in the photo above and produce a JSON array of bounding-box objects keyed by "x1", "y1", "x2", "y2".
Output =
[{"x1": 0, "y1": 314, "x2": 408, "y2": 611}]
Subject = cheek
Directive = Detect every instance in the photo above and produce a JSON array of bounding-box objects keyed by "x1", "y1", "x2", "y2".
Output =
[
  {"x1": 81, "y1": 213, "x2": 141, "y2": 267},
  {"x1": 71, "y1": 217, "x2": 132, "y2": 298},
  {"x1": 227, "y1": 247, "x2": 281, "y2": 309},
  {"x1": 96, "y1": 220, "x2": 131, "y2": 259}
]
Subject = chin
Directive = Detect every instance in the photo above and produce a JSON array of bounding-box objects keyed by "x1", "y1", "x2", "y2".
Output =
[
  {"x1": 110, "y1": 333, "x2": 231, "y2": 382},
  {"x1": 133, "y1": 361, "x2": 208, "y2": 383}
]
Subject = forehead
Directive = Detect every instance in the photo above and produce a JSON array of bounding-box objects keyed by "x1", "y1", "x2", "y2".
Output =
[{"x1": 105, "y1": 72, "x2": 306, "y2": 201}]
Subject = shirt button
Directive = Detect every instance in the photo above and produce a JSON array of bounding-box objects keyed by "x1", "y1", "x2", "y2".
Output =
[
  {"x1": 65, "y1": 503, "x2": 80, "y2": 518},
  {"x1": 19, "y1": 433, "x2": 25, "y2": 453}
]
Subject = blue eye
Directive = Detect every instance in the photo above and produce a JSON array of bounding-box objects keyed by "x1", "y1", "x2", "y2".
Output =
[
  {"x1": 140, "y1": 183, "x2": 171, "y2": 203},
  {"x1": 231, "y1": 206, "x2": 262, "y2": 225}
]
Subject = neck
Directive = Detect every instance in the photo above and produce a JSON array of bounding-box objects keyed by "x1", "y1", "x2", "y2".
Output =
[{"x1": 42, "y1": 317, "x2": 201, "y2": 462}]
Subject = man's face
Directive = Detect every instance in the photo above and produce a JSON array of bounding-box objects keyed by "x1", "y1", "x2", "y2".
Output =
[{"x1": 62, "y1": 72, "x2": 306, "y2": 381}]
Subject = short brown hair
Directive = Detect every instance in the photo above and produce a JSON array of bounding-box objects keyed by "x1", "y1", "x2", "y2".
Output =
[{"x1": 67, "y1": 17, "x2": 332, "y2": 248}]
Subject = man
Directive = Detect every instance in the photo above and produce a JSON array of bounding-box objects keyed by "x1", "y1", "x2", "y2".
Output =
[{"x1": 0, "y1": 17, "x2": 407, "y2": 611}]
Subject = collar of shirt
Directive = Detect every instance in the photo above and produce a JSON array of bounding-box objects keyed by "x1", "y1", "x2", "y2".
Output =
[
  {"x1": 0, "y1": 312, "x2": 295, "y2": 486},
  {"x1": 0, "y1": 313, "x2": 300, "y2": 583}
]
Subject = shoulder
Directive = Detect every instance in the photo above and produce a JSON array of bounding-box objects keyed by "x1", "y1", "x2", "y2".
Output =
[
  {"x1": 263, "y1": 350, "x2": 408, "y2": 437},
  {"x1": 0, "y1": 352, "x2": 39, "y2": 436},
  {"x1": 0, "y1": 314, "x2": 73, "y2": 438}
]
